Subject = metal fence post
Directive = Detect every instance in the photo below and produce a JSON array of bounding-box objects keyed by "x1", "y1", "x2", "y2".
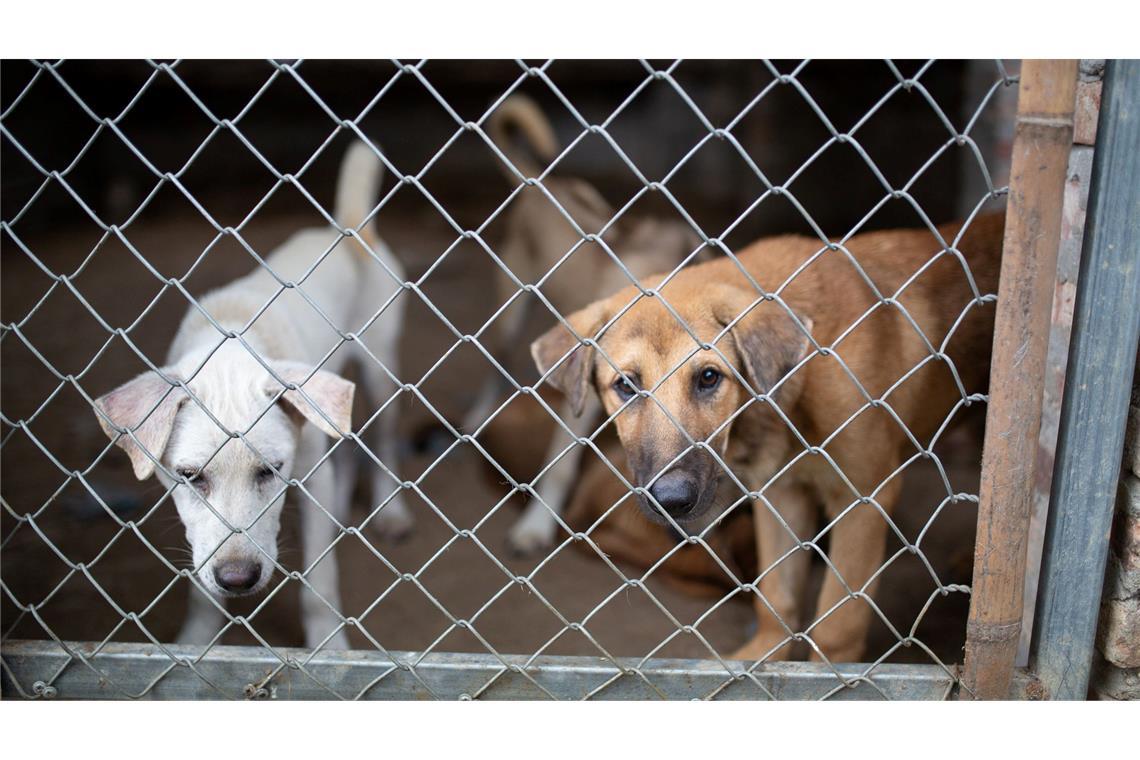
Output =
[{"x1": 1030, "y1": 58, "x2": 1140, "y2": 700}]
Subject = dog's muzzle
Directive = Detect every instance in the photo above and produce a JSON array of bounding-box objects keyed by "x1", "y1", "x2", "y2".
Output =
[
  {"x1": 213, "y1": 560, "x2": 263, "y2": 595},
  {"x1": 646, "y1": 470, "x2": 700, "y2": 520}
]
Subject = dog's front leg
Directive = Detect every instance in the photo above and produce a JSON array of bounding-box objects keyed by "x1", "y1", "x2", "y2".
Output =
[
  {"x1": 507, "y1": 393, "x2": 600, "y2": 555},
  {"x1": 298, "y1": 440, "x2": 351, "y2": 650},
  {"x1": 805, "y1": 476, "x2": 900, "y2": 664},
  {"x1": 730, "y1": 482, "x2": 813, "y2": 662},
  {"x1": 367, "y1": 393, "x2": 414, "y2": 539}
]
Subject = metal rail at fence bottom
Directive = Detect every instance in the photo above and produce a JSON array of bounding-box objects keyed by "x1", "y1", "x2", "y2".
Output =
[{"x1": 0, "y1": 639, "x2": 985, "y2": 700}]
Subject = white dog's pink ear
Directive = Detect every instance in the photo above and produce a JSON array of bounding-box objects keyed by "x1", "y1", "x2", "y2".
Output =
[
  {"x1": 94, "y1": 371, "x2": 186, "y2": 480},
  {"x1": 267, "y1": 362, "x2": 355, "y2": 439}
]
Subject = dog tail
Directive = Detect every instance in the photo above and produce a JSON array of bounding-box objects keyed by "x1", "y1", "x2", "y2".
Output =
[
  {"x1": 488, "y1": 94, "x2": 559, "y2": 181},
  {"x1": 334, "y1": 140, "x2": 385, "y2": 251}
]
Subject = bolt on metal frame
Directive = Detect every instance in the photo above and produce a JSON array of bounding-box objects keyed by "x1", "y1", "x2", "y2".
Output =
[{"x1": 2, "y1": 58, "x2": 1108, "y2": 700}]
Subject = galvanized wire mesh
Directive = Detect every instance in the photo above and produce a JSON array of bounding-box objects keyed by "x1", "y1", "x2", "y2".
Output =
[{"x1": 1, "y1": 59, "x2": 1016, "y2": 700}]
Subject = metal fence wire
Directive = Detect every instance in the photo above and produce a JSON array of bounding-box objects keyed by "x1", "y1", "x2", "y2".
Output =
[{"x1": 1, "y1": 59, "x2": 1020, "y2": 700}]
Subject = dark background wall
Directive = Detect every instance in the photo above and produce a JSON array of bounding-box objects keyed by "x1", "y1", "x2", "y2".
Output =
[{"x1": 2, "y1": 59, "x2": 999, "y2": 251}]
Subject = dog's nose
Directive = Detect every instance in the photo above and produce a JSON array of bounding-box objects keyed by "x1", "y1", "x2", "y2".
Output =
[
  {"x1": 213, "y1": 561, "x2": 261, "y2": 593},
  {"x1": 647, "y1": 471, "x2": 699, "y2": 518}
]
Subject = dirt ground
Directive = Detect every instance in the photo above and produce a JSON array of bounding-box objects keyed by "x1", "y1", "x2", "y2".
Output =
[{"x1": 1, "y1": 197, "x2": 980, "y2": 666}]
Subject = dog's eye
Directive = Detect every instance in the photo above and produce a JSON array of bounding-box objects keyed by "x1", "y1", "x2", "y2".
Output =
[
  {"x1": 255, "y1": 462, "x2": 284, "y2": 483},
  {"x1": 696, "y1": 367, "x2": 722, "y2": 393},
  {"x1": 175, "y1": 467, "x2": 208, "y2": 492},
  {"x1": 612, "y1": 375, "x2": 638, "y2": 401}
]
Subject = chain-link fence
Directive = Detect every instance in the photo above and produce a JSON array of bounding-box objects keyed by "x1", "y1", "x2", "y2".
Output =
[{"x1": 3, "y1": 59, "x2": 1034, "y2": 700}]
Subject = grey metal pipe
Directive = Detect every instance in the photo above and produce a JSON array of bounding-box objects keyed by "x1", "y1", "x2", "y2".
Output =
[
  {"x1": 0, "y1": 639, "x2": 959, "y2": 701},
  {"x1": 1031, "y1": 58, "x2": 1140, "y2": 700}
]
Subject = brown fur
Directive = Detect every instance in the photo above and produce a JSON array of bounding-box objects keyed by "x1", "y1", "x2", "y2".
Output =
[
  {"x1": 533, "y1": 213, "x2": 1005, "y2": 662},
  {"x1": 475, "y1": 385, "x2": 561, "y2": 482}
]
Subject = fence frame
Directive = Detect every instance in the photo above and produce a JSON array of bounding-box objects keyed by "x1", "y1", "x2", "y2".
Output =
[
  {"x1": 1, "y1": 59, "x2": 1132, "y2": 700},
  {"x1": 1, "y1": 639, "x2": 970, "y2": 700}
]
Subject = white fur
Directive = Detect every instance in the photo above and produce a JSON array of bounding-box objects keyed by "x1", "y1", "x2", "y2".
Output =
[{"x1": 95, "y1": 141, "x2": 409, "y2": 649}]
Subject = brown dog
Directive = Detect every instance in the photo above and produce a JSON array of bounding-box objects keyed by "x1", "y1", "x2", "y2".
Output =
[
  {"x1": 467, "y1": 94, "x2": 700, "y2": 554},
  {"x1": 532, "y1": 213, "x2": 1004, "y2": 663},
  {"x1": 477, "y1": 385, "x2": 756, "y2": 597}
]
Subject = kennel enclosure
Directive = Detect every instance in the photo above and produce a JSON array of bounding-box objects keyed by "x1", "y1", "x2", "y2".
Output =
[{"x1": 2, "y1": 58, "x2": 1138, "y2": 700}]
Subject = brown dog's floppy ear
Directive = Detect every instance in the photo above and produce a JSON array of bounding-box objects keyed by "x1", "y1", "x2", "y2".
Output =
[
  {"x1": 94, "y1": 370, "x2": 187, "y2": 480},
  {"x1": 530, "y1": 299, "x2": 611, "y2": 417},
  {"x1": 715, "y1": 292, "x2": 814, "y2": 396},
  {"x1": 266, "y1": 362, "x2": 355, "y2": 439}
]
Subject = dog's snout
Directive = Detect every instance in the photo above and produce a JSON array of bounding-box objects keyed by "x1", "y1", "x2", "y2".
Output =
[
  {"x1": 647, "y1": 471, "x2": 699, "y2": 518},
  {"x1": 213, "y1": 561, "x2": 262, "y2": 593}
]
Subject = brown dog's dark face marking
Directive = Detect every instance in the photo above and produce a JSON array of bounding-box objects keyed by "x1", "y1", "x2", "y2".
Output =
[{"x1": 532, "y1": 279, "x2": 812, "y2": 523}]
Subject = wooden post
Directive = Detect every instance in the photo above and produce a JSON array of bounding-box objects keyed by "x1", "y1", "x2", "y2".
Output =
[{"x1": 960, "y1": 59, "x2": 1078, "y2": 701}]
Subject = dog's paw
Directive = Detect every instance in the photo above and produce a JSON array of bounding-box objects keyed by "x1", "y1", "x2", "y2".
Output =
[
  {"x1": 728, "y1": 634, "x2": 794, "y2": 663},
  {"x1": 506, "y1": 504, "x2": 558, "y2": 556},
  {"x1": 304, "y1": 623, "x2": 351, "y2": 651},
  {"x1": 371, "y1": 500, "x2": 414, "y2": 541},
  {"x1": 325, "y1": 629, "x2": 351, "y2": 651}
]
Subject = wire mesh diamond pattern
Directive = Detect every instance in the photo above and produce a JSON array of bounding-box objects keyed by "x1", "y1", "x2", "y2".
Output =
[{"x1": 1, "y1": 59, "x2": 1017, "y2": 700}]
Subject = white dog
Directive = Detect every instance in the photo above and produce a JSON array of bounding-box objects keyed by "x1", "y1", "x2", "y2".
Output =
[{"x1": 93, "y1": 141, "x2": 410, "y2": 649}]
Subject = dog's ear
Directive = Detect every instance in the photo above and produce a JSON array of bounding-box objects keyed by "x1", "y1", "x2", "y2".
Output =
[
  {"x1": 266, "y1": 362, "x2": 355, "y2": 439},
  {"x1": 531, "y1": 299, "x2": 611, "y2": 417},
  {"x1": 94, "y1": 370, "x2": 187, "y2": 480},
  {"x1": 714, "y1": 290, "x2": 813, "y2": 396}
]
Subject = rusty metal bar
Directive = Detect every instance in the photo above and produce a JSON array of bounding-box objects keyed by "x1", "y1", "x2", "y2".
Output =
[{"x1": 961, "y1": 59, "x2": 1078, "y2": 701}]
